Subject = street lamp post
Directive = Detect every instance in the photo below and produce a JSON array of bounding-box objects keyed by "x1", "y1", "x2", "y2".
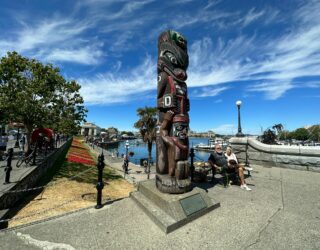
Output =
[
  {"x1": 123, "y1": 140, "x2": 129, "y2": 175},
  {"x1": 125, "y1": 140, "x2": 129, "y2": 158},
  {"x1": 236, "y1": 100, "x2": 244, "y2": 137}
]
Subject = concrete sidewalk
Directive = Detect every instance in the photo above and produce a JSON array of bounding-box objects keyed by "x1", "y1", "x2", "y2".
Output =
[
  {"x1": 88, "y1": 144, "x2": 156, "y2": 184},
  {"x1": 0, "y1": 164, "x2": 319, "y2": 249}
]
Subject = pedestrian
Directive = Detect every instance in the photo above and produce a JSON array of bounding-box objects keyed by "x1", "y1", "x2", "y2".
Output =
[
  {"x1": 4, "y1": 148, "x2": 13, "y2": 184},
  {"x1": 19, "y1": 134, "x2": 26, "y2": 152},
  {"x1": 0, "y1": 133, "x2": 8, "y2": 161},
  {"x1": 123, "y1": 154, "x2": 129, "y2": 174},
  {"x1": 143, "y1": 160, "x2": 148, "y2": 173},
  {"x1": 56, "y1": 133, "x2": 60, "y2": 147}
]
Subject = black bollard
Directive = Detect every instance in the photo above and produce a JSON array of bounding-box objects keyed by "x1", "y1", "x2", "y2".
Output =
[
  {"x1": 4, "y1": 148, "x2": 13, "y2": 184},
  {"x1": 189, "y1": 147, "x2": 195, "y2": 182},
  {"x1": 95, "y1": 152, "x2": 105, "y2": 209}
]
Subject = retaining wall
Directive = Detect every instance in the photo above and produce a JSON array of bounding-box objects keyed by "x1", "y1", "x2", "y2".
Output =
[
  {"x1": 229, "y1": 137, "x2": 320, "y2": 172},
  {"x1": 0, "y1": 139, "x2": 72, "y2": 210}
]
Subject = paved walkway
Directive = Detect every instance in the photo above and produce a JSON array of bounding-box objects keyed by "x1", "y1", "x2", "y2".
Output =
[
  {"x1": 88, "y1": 144, "x2": 156, "y2": 184},
  {"x1": 0, "y1": 163, "x2": 319, "y2": 249},
  {"x1": 0, "y1": 140, "x2": 66, "y2": 195}
]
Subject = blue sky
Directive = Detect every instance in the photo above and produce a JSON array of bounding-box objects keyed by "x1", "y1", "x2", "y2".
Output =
[{"x1": 1, "y1": 0, "x2": 319, "y2": 135}]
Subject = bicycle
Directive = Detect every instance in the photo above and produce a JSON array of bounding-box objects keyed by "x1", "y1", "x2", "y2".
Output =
[{"x1": 16, "y1": 149, "x2": 36, "y2": 168}]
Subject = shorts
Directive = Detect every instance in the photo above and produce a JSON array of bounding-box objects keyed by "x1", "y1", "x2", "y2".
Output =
[{"x1": 226, "y1": 166, "x2": 236, "y2": 174}]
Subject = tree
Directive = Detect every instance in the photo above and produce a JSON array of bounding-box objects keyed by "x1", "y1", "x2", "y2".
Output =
[
  {"x1": 261, "y1": 129, "x2": 277, "y2": 144},
  {"x1": 308, "y1": 125, "x2": 320, "y2": 142},
  {"x1": 291, "y1": 128, "x2": 309, "y2": 141},
  {"x1": 279, "y1": 130, "x2": 291, "y2": 141},
  {"x1": 0, "y1": 51, "x2": 87, "y2": 149},
  {"x1": 134, "y1": 106, "x2": 157, "y2": 179},
  {"x1": 272, "y1": 123, "x2": 284, "y2": 137}
]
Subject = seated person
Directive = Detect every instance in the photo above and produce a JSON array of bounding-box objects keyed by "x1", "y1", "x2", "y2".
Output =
[
  {"x1": 225, "y1": 146, "x2": 251, "y2": 191},
  {"x1": 208, "y1": 144, "x2": 251, "y2": 191},
  {"x1": 208, "y1": 143, "x2": 229, "y2": 181}
]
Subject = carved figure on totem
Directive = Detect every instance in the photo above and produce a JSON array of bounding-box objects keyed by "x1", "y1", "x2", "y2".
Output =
[{"x1": 156, "y1": 30, "x2": 192, "y2": 194}]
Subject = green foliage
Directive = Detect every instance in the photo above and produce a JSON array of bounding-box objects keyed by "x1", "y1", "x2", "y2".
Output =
[
  {"x1": 278, "y1": 125, "x2": 320, "y2": 142},
  {"x1": 279, "y1": 130, "x2": 291, "y2": 140},
  {"x1": 134, "y1": 106, "x2": 157, "y2": 144},
  {"x1": 272, "y1": 123, "x2": 283, "y2": 135},
  {"x1": 291, "y1": 128, "x2": 309, "y2": 141},
  {"x1": 134, "y1": 106, "x2": 157, "y2": 172},
  {"x1": 0, "y1": 51, "x2": 87, "y2": 143},
  {"x1": 120, "y1": 131, "x2": 134, "y2": 136},
  {"x1": 308, "y1": 125, "x2": 320, "y2": 141},
  {"x1": 261, "y1": 129, "x2": 277, "y2": 144}
]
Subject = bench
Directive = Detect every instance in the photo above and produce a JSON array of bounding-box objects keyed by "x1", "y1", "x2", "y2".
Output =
[{"x1": 208, "y1": 164, "x2": 252, "y2": 187}]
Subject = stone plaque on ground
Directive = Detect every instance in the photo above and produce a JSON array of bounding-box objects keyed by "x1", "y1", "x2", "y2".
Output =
[{"x1": 130, "y1": 180, "x2": 220, "y2": 233}]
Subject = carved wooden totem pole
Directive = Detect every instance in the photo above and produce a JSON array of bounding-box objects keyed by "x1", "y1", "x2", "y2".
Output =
[{"x1": 156, "y1": 30, "x2": 192, "y2": 194}]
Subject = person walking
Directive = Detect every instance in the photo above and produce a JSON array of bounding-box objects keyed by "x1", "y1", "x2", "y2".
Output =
[
  {"x1": 123, "y1": 154, "x2": 129, "y2": 174},
  {"x1": 0, "y1": 133, "x2": 8, "y2": 160}
]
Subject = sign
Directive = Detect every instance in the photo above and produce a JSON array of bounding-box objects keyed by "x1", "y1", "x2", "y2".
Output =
[{"x1": 180, "y1": 194, "x2": 207, "y2": 216}]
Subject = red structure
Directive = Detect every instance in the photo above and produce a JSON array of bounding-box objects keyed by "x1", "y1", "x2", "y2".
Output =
[{"x1": 31, "y1": 128, "x2": 53, "y2": 144}]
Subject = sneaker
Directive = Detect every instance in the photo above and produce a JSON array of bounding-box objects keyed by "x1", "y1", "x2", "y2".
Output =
[
  {"x1": 244, "y1": 166, "x2": 253, "y2": 171},
  {"x1": 240, "y1": 184, "x2": 252, "y2": 191}
]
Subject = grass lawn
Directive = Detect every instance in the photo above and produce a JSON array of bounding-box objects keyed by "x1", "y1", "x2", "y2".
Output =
[{"x1": 8, "y1": 138, "x2": 135, "y2": 228}]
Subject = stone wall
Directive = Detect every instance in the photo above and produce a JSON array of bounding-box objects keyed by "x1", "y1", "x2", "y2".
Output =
[
  {"x1": 229, "y1": 137, "x2": 320, "y2": 172},
  {"x1": 0, "y1": 139, "x2": 72, "y2": 210}
]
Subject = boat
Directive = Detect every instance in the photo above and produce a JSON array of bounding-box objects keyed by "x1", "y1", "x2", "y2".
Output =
[{"x1": 194, "y1": 138, "x2": 228, "y2": 151}]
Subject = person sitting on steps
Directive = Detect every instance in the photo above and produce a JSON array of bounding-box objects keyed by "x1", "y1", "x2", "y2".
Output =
[{"x1": 225, "y1": 146, "x2": 252, "y2": 191}]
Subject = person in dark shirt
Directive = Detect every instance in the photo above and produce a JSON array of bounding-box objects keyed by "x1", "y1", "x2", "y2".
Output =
[{"x1": 208, "y1": 143, "x2": 228, "y2": 183}]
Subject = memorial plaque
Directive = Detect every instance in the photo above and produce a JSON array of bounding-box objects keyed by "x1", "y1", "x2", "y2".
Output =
[{"x1": 180, "y1": 194, "x2": 207, "y2": 216}]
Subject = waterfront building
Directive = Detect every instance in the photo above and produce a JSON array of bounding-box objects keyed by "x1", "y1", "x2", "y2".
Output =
[{"x1": 80, "y1": 122, "x2": 101, "y2": 137}]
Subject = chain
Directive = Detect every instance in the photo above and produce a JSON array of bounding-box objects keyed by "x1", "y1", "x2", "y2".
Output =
[
  {"x1": 0, "y1": 196, "x2": 114, "y2": 224},
  {"x1": 0, "y1": 165, "x2": 97, "y2": 194},
  {"x1": 0, "y1": 197, "x2": 79, "y2": 223}
]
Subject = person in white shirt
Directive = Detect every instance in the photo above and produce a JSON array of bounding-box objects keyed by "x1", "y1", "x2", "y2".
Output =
[
  {"x1": 0, "y1": 133, "x2": 8, "y2": 159},
  {"x1": 225, "y1": 146, "x2": 251, "y2": 191}
]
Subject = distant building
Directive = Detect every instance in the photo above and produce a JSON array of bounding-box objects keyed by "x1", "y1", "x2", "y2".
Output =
[
  {"x1": 80, "y1": 122, "x2": 101, "y2": 137},
  {"x1": 106, "y1": 127, "x2": 119, "y2": 139}
]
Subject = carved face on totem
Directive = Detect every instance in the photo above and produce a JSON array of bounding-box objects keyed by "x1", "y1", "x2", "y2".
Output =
[
  {"x1": 158, "y1": 30, "x2": 189, "y2": 81},
  {"x1": 173, "y1": 122, "x2": 188, "y2": 139}
]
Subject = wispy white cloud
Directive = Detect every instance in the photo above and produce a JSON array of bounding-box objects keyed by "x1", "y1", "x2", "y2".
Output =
[
  {"x1": 204, "y1": 0, "x2": 222, "y2": 10},
  {"x1": 192, "y1": 86, "x2": 229, "y2": 97},
  {"x1": 44, "y1": 47, "x2": 103, "y2": 65},
  {"x1": 184, "y1": 0, "x2": 320, "y2": 99},
  {"x1": 248, "y1": 81, "x2": 294, "y2": 100},
  {"x1": 0, "y1": 16, "x2": 103, "y2": 64},
  {"x1": 78, "y1": 55, "x2": 155, "y2": 105},
  {"x1": 1, "y1": 0, "x2": 319, "y2": 105},
  {"x1": 241, "y1": 8, "x2": 265, "y2": 27}
]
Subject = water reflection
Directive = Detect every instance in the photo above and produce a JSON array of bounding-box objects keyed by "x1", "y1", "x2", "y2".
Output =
[{"x1": 102, "y1": 138, "x2": 213, "y2": 165}]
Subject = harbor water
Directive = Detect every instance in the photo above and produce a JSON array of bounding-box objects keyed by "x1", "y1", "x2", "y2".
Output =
[{"x1": 105, "y1": 138, "x2": 215, "y2": 165}]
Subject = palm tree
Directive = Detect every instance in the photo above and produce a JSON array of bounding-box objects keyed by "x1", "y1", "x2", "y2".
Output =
[
  {"x1": 272, "y1": 123, "x2": 284, "y2": 135},
  {"x1": 134, "y1": 106, "x2": 158, "y2": 179}
]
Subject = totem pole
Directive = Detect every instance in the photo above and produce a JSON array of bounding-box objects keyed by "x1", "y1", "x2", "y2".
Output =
[{"x1": 156, "y1": 30, "x2": 192, "y2": 194}]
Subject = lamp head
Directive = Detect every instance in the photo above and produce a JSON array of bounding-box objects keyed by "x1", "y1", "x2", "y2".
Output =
[{"x1": 236, "y1": 100, "x2": 242, "y2": 107}]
